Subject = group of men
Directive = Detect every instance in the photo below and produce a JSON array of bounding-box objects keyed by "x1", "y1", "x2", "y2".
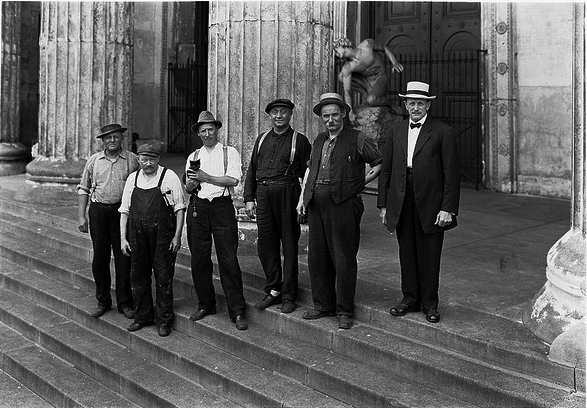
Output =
[{"x1": 77, "y1": 80, "x2": 460, "y2": 336}]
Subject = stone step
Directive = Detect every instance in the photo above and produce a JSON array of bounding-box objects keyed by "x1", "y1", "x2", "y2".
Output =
[
  {"x1": 0, "y1": 256, "x2": 356, "y2": 408},
  {"x1": 0, "y1": 206, "x2": 575, "y2": 393},
  {"x1": 0, "y1": 250, "x2": 481, "y2": 408},
  {"x1": 0, "y1": 369, "x2": 53, "y2": 408},
  {"x1": 0, "y1": 231, "x2": 572, "y2": 407},
  {"x1": 0, "y1": 323, "x2": 139, "y2": 408}
]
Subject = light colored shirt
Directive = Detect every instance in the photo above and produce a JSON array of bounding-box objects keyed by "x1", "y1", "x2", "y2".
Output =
[
  {"x1": 407, "y1": 114, "x2": 427, "y2": 168},
  {"x1": 118, "y1": 166, "x2": 187, "y2": 214},
  {"x1": 77, "y1": 149, "x2": 139, "y2": 204},
  {"x1": 184, "y1": 142, "x2": 242, "y2": 201}
]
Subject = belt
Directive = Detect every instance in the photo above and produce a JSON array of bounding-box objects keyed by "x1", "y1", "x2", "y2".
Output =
[
  {"x1": 258, "y1": 179, "x2": 297, "y2": 186},
  {"x1": 315, "y1": 180, "x2": 330, "y2": 185},
  {"x1": 91, "y1": 201, "x2": 121, "y2": 208}
]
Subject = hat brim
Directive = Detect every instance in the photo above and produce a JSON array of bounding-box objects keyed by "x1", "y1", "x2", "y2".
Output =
[
  {"x1": 265, "y1": 103, "x2": 294, "y2": 114},
  {"x1": 96, "y1": 127, "x2": 127, "y2": 138},
  {"x1": 313, "y1": 99, "x2": 351, "y2": 116},
  {"x1": 399, "y1": 93, "x2": 436, "y2": 100},
  {"x1": 191, "y1": 121, "x2": 222, "y2": 133}
]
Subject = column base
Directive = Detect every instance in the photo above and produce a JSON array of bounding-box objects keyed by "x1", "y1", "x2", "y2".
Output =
[
  {"x1": 522, "y1": 229, "x2": 586, "y2": 365},
  {"x1": 0, "y1": 143, "x2": 30, "y2": 176},
  {"x1": 25, "y1": 156, "x2": 86, "y2": 185}
]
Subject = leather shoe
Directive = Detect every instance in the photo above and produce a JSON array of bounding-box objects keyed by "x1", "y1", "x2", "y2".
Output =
[
  {"x1": 280, "y1": 300, "x2": 296, "y2": 314},
  {"x1": 158, "y1": 324, "x2": 171, "y2": 337},
  {"x1": 234, "y1": 315, "x2": 248, "y2": 330},
  {"x1": 122, "y1": 307, "x2": 135, "y2": 319},
  {"x1": 302, "y1": 309, "x2": 336, "y2": 320},
  {"x1": 189, "y1": 308, "x2": 217, "y2": 321},
  {"x1": 424, "y1": 309, "x2": 440, "y2": 323},
  {"x1": 91, "y1": 305, "x2": 110, "y2": 318},
  {"x1": 389, "y1": 303, "x2": 421, "y2": 316},
  {"x1": 254, "y1": 294, "x2": 281, "y2": 310},
  {"x1": 338, "y1": 315, "x2": 352, "y2": 329},
  {"x1": 127, "y1": 321, "x2": 152, "y2": 332}
]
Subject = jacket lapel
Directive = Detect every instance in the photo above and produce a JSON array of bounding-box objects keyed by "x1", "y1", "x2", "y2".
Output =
[
  {"x1": 398, "y1": 119, "x2": 409, "y2": 156},
  {"x1": 412, "y1": 118, "x2": 431, "y2": 159}
]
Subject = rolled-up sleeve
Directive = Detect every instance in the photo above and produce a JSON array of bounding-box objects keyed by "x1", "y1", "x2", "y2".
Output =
[
  {"x1": 77, "y1": 156, "x2": 95, "y2": 196},
  {"x1": 118, "y1": 173, "x2": 136, "y2": 215},
  {"x1": 226, "y1": 146, "x2": 243, "y2": 180}
]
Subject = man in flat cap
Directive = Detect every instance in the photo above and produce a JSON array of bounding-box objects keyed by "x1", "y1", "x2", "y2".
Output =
[
  {"x1": 244, "y1": 98, "x2": 311, "y2": 314},
  {"x1": 119, "y1": 142, "x2": 186, "y2": 337},
  {"x1": 297, "y1": 93, "x2": 382, "y2": 329},
  {"x1": 77, "y1": 123, "x2": 139, "y2": 320},
  {"x1": 185, "y1": 111, "x2": 248, "y2": 330},
  {"x1": 377, "y1": 81, "x2": 459, "y2": 324}
]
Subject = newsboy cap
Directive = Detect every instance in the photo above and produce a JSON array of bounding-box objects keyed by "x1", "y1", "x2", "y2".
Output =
[
  {"x1": 312, "y1": 93, "x2": 351, "y2": 116},
  {"x1": 136, "y1": 143, "x2": 161, "y2": 157},
  {"x1": 191, "y1": 111, "x2": 222, "y2": 133},
  {"x1": 96, "y1": 123, "x2": 127, "y2": 139},
  {"x1": 265, "y1": 98, "x2": 295, "y2": 113}
]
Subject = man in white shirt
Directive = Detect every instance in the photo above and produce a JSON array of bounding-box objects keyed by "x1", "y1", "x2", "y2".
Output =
[
  {"x1": 184, "y1": 111, "x2": 248, "y2": 330},
  {"x1": 119, "y1": 143, "x2": 186, "y2": 337}
]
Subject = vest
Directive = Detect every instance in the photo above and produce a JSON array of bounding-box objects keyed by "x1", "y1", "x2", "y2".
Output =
[{"x1": 303, "y1": 127, "x2": 365, "y2": 206}]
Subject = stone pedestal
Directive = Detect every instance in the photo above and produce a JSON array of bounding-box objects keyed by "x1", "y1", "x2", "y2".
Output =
[
  {"x1": 0, "y1": 2, "x2": 28, "y2": 176},
  {"x1": 523, "y1": 3, "x2": 585, "y2": 372},
  {"x1": 208, "y1": 1, "x2": 336, "y2": 197},
  {"x1": 26, "y1": 2, "x2": 134, "y2": 184}
]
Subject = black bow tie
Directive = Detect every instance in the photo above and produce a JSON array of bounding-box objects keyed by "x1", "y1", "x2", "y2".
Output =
[{"x1": 410, "y1": 122, "x2": 422, "y2": 129}]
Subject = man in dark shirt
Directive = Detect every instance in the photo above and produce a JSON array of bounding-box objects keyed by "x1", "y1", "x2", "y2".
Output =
[
  {"x1": 297, "y1": 93, "x2": 382, "y2": 329},
  {"x1": 244, "y1": 98, "x2": 311, "y2": 314}
]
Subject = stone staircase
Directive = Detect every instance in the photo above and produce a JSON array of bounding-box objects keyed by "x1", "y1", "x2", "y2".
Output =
[{"x1": 0, "y1": 187, "x2": 582, "y2": 408}]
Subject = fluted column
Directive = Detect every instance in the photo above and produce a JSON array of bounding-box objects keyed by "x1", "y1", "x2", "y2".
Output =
[
  {"x1": 523, "y1": 3, "x2": 585, "y2": 368},
  {"x1": 208, "y1": 1, "x2": 335, "y2": 193},
  {"x1": 0, "y1": 1, "x2": 28, "y2": 176},
  {"x1": 26, "y1": 2, "x2": 134, "y2": 184}
]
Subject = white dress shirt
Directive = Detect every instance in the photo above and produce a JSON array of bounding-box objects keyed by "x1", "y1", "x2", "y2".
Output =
[{"x1": 407, "y1": 114, "x2": 427, "y2": 168}]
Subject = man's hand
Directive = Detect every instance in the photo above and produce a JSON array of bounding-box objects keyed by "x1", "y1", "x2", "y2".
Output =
[
  {"x1": 188, "y1": 169, "x2": 210, "y2": 183},
  {"x1": 78, "y1": 215, "x2": 89, "y2": 233},
  {"x1": 121, "y1": 237, "x2": 131, "y2": 257},
  {"x1": 379, "y1": 208, "x2": 387, "y2": 226},
  {"x1": 296, "y1": 200, "x2": 306, "y2": 217},
  {"x1": 169, "y1": 236, "x2": 181, "y2": 254},
  {"x1": 245, "y1": 201, "x2": 256, "y2": 219},
  {"x1": 435, "y1": 210, "x2": 453, "y2": 228}
]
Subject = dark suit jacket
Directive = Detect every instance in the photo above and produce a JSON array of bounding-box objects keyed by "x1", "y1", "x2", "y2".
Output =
[{"x1": 377, "y1": 117, "x2": 460, "y2": 234}]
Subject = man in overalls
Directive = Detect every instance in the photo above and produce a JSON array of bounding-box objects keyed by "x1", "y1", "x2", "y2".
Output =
[{"x1": 119, "y1": 143, "x2": 186, "y2": 337}]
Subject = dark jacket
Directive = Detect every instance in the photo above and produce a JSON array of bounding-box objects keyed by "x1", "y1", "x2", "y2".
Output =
[{"x1": 377, "y1": 117, "x2": 460, "y2": 234}]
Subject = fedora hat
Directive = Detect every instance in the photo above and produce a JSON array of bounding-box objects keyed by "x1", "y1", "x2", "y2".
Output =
[
  {"x1": 136, "y1": 142, "x2": 161, "y2": 157},
  {"x1": 312, "y1": 93, "x2": 351, "y2": 116},
  {"x1": 191, "y1": 111, "x2": 222, "y2": 132},
  {"x1": 399, "y1": 81, "x2": 436, "y2": 100},
  {"x1": 265, "y1": 98, "x2": 295, "y2": 113},
  {"x1": 96, "y1": 123, "x2": 127, "y2": 139}
]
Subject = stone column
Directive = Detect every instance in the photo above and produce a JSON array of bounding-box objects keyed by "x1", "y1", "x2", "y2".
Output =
[
  {"x1": 207, "y1": 1, "x2": 335, "y2": 192},
  {"x1": 26, "y1": 2, "x2": 134, "y2": 184},
  {"x1": 0, "y1": 2, "x2": 28, "y2": 176},
  {"x1": 523, "y1": 3, "x2": 586, "y2": 368}
]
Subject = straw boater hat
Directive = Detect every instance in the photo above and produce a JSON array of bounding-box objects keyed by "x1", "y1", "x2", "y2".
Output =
[
  {"x1": 191, "y1": 111, "x2": 222, "y2": 133},
  {"x1": 96, "y1": 123, "x2": 127, "y2": 139},
  {"x1": 265, "y1": 98, "x2": 295, "y2": 113},
  {"x1": 399, "y1": 81, "x2": 436, "y2": 100},
  {"x1": 312, "y1": 93, "x2": 351, "y2": 116},
  {"x1": 136, "y1": 143, "x2": 161, "y2": 157}
]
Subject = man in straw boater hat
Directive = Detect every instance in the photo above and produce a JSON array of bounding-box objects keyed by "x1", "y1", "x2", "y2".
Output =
[
  {"x1": 119, "y1": 142, "x2": 186, "y2": 337},
  {"x1": 244, "y1": 98, "x2": 311, "y2": 314},
  {"x1": 184, "y1": 111, "x2": 248, "y2": 330},
  {"x1": 296, "y1": 93, "x2": 383, "y2": 330},
  {"x1": 77, "y1": 123, "x2": 139, "y2": 320},
  {"x1": 377, "y1": 81, "x2": 460, "y2": 324}
]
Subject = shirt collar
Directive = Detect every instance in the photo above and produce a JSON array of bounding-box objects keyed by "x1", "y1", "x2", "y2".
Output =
[{"x1": 410, "y1": 115, "x2": 427, "y2": 127}]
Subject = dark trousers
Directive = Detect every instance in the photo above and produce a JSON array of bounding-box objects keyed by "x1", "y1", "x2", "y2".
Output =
[
  {"x1": 307, "y1": 185, "x2": 364, "y2": 316},
  {"x1": 128, "y1": 216, "x2": 176, "y2": 325},
  {"x1": 187, "y1": 196, "x2": 246, "y2": 319},
  {"x1": 256, "y1": 182, "x2": 301, "y2": 301},
  {"x1": 88, "y1": 202, "x2": 132, "y2": 312},
  {"x1": 396, "y1": 173, "x2": 444, "y2": 311}
]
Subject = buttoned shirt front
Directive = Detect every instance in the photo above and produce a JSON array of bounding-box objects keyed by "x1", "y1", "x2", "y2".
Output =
[
  {"x1": 118, "y1": 166, "x2": 186, "y2": 215},
  {"x1": 407, "y1": 114, "x2": 427, "y2": 168},
  {"x1": 77, "y1": 149, "x2": 139, "y2": 204},
  {"x1": 184, "y1": 142, "x2": 242, "y2": 201}
]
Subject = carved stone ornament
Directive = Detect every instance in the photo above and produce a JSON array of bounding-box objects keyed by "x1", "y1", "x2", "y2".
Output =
[
  {"x1": 497, "y1": 62, "x2": 509, "y2": 75},
  {"x1": 496, "y1": 22, "x2": 508, "y2": 35},
  {"x1": 498, "y1": 143, "x2": 509, "y2": 156},
  {"x1": 498, "y1": 103, "x2": 508, "y2": 116}
]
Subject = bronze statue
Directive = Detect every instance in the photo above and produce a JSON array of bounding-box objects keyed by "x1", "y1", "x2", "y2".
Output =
[{"x1": 334, "y1": 38, "x2": 404, "y2": 124}]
